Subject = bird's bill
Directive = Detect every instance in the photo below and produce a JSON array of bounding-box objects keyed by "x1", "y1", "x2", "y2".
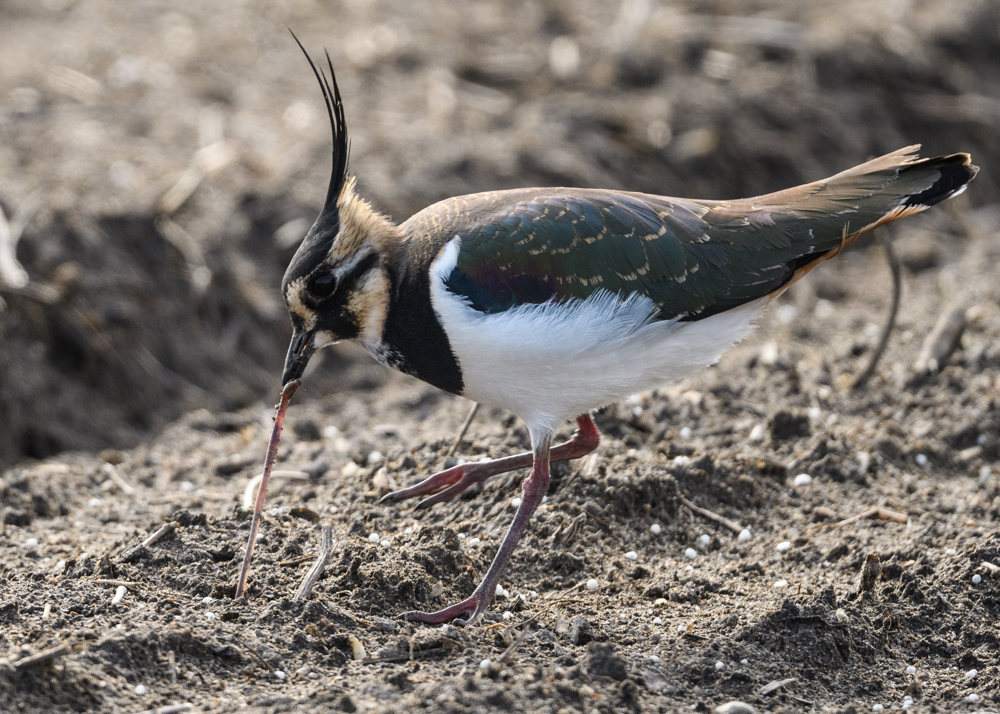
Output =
[{"x1": 282, "y1": 328, "x2": 316, "y2": 386}]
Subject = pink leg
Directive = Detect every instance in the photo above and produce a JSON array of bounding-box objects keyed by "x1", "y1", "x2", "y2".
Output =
[
  {"x1": 401, "y1": 437, "x2": 553, "y2": 626},
  {"x1": 380, "y1": 414, "x2": 598, "y2": 509}
]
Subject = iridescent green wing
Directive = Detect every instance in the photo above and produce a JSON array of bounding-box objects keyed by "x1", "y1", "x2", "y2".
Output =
[{"x1": 443, "y1": 148, "x2": 974, "y2": 321}]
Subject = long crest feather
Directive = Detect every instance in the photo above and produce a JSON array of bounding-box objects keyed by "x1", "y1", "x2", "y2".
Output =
[{"x1": 289, "y1": 30, "x2": 349, "y2": 212}]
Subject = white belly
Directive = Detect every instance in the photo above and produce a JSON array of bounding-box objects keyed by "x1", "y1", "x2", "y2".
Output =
[{"x1": 429, "y1": 238, "x2": 762, "y2": 435}]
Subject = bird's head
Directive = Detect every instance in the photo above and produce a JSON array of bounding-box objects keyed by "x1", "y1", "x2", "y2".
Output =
[{"x1": 280, "y1": 37, "x2": 397, "y2": 386}]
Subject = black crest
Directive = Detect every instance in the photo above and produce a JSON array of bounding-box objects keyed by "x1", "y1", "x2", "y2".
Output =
[{"x1": 290, "y1": 30, "x2": 349, "y2": 213}]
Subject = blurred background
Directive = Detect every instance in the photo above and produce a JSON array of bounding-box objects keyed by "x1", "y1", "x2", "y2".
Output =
[{"x1": 0, "y1": 0, "x2": 997, "y2": 470}]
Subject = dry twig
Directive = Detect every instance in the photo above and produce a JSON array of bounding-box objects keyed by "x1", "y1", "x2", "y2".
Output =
[
  {"x1": 446, "y1": 402, "x2": 480, "y2": 458},
  {"x1": 679, "y1": 495, "x2": 744, "y2": 534},
  {"x1": 834, "y1": 506, "x2": 908, "y2": 528},
  {"x1": 132, "y1": 704, "x2": 193, "y2": 714},
  {"x1": 14, "y1": 643, "x2": 72, "y2": 670},
  {"x1": 293, "y1": 525, "x2": 334, "y2": 602},
  {"x1": 913, "y1": 305, "x2": 966, "y2": 375},
  {"x1": 852, "y1": 234, "x2": 901, "y2": 390},
  {"x1": 142, "y1": 521, "x2": 177, "y2": 547}
]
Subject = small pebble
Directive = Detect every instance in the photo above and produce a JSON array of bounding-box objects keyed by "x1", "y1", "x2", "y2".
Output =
[
  {"x1": 748, "y1": 423, "x2": 766, "y2": 442},
  {"x1": 915, "y1": 453, "x2": 928, "y2": 467},
  {"x1": 967, "y1": 693, "x2": 980, "y2": 703},
  {"x1": 511, "y1": 497, "x2": 522, "y2": 508},
  {"x1": 738, "y1": 529, "x2": 751, "y2": 543},
  {"x1": 468, "y1": 537, "x2": 481, "y2": 546},
  {"x1": 980, "y1": 465, "x2": 992, "y2": 479},
  {"x1": 479, "y1": 658, "x2": 492, "y2": 670},
  {"x1": 649, "y1": 655, "x2": 660, "y2": 663},
  {"x1": 134, "y1": 684, "x2": 147, "y2": 695},
  {"x1": 740, "y1": 658, "x2": 748, "y2": 665},
  {"x1": 715, "y1": 661, "x2": 725, "y2": 670},
  {"x1": 793, "y1": 473, "x2": 812, "y2": 486},
  {"x1": 856, "y1": 451, "x2": 871, "y2": 472},
  {"x1": 503, "y1": 611, "x2": 512, "y2": 620},
  {"x1": 586, "y1": 579, "x2": 599, "y2": 590},
  {"x1": 677, "y1": 624, "x2": 687, "y2": 633},
  {"x1": 906, "y1": 666, "x2": 916, "y2": 674},
  {"x1": 965, "y1": 668, "x2": 978, "y2": 679},
  {"x1": 25, "y1": 537, "x2": 39, "y2": 548},
  {"x1": 806, "y1": 407, "x2": 821, "y2": 422},
  {"x1": 679, "y1": 427, "x2": 692, "y2": 440},
  {"x1": 773, "y1": 580, "x2": 789, "y2": 589},
  {"x1": 684, "y1": 548, "x2": 697, "y2": 560},
  {"x1": 403, "y1": 527, "x2": 413, "y2": 535},
  {"x1": 380, "y1": 539, "x2": 390, "y2": 547},
  {"x1": 458, "y1": 533, "x2": 466, "y2": 540},
  {"x1": 367, "y1": 451, "x2": 384, "y2": 465},
  {"x1": 179, "y1": 481, "x2": 195, "y2": 492},
  {"x1": 903, "y1": 695, "x2": 912, "y2": 701},
  {"x1": 274, "y1": 670, "x2": 286, "y2": 681},
  {"x1": 673, "y1": 455, "x2": 691, "y2": 467},
  {"x1": 202, "y1": 596, "x2": 215, "y2": 605},
  {"x1": 652, "y1": 617, "x2": 662, "y2": 625},
  {"x1": 872, "y1": 705, "x2": 883, "y2": 712},
  {"x1": 902, "y1": 701, "x2": 912, "y2": 709},
  {"x1": 88, "y1": 497, "x2": 102, "y2": 508},
  {"x1": 973, "y1": 574, "x2": 982, "y2": 585},
  {"x1": 945, "y1": 547, "x2": 957, "y2": 556},
  {"x1": 495, "y1": 584, "x2": 505, "y2": 597},
  {"x1": 650, "y1": 524, "x2": 662, "y2": 535},
  {"x1": 112, "y1": 586, "x2": 127, "y2": 605},
  {"x1": 625, "y1": 551, "x2": 638, "y2": 561},
  {"x1": 776, "y1": 541, "x2": 792, "y2": 554},
  {"x1": 696, "y1": 534, "x2": 711, "y2": 550},
  {"x1": 368, "y1": 533, "x2": 380, "y2": 543},
  {"x1": 204, "y1": 612, "x2": 215, "y2": 620}
]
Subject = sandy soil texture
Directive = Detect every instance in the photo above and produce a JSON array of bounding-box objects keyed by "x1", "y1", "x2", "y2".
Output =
[{"x1": 1, "y1": 1, "x2": 998, "y2": 712}]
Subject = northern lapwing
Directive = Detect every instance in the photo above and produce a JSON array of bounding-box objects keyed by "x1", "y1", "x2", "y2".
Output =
[{"x1": 277, "y1": 40, "x2": 976, "y2": 625}]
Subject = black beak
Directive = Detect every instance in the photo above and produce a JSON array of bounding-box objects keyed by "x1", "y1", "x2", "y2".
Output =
[{"x1": 282, "y1": 329, "x2": 316, "y2": 386}]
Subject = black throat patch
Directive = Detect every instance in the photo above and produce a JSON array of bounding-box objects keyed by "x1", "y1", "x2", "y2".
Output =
[{"x1": 381, "y1": 265, "x2": 463, "y2": 396}]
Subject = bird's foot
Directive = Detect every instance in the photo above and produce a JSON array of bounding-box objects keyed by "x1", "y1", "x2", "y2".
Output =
[
  {"x1": 380, "y1": 459, "x2": 518, "y2": 508},
  {"x1": 399, "y1": 587, "x2": 493, "y2": 627}
]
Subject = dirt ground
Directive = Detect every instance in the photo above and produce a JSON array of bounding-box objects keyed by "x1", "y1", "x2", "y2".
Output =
[{"x1": 1, "y1": 0, "x2": 999, "y2": 712}]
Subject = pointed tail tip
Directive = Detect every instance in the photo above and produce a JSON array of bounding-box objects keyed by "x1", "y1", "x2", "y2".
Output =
[{"x1": 902, "y1": 152, "x2": 978, "y2": 208}]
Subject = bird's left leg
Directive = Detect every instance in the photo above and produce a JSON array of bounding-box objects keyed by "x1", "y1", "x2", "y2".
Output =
[
  {"x1": 400, "y1": 433, "x2": 553, "y2": 626},
  {"x1": 381, "y1": 413, "x2": 598, "y2": 508}
]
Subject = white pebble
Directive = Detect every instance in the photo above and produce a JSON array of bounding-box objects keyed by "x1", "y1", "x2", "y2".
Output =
[
  {"x1": 685, "y1": 565, "x2": 694, "y2": 573},
  {"x1": 679, "y1": 427, "x2": 692, "y2": 440},
  {"x1": 973, "y1": 574, "x2": 982, "y2": 585},
  {"x1": 479, "y1": 658, "x2": 492, "y2": 670},
  {"x1": 776, "y1": 541, "x2": 792, "y2": 554},
  {"x1": 179, "y1": 481, "x2": 195, "y2": 492},
  {"x1": 872, "y1": 705, "x2": 883, "y2": 712},
  {"x1": 468, "y1": 537, "x2": 481, "y2": 546},
  {"x1": 112, "y1": 586, "x2": 127, "y2": 605},
  {"x1": 967, "y1": 693, "x2": 980, "y2": 703},
  {"x1": 367, "y1": 451, "x2": 384, "y2": 465},
  {"x1": 696, "y1": 534, "x2": 711, "y2": 550},
  {"x1": 202, "y1": 596, "x2": 215, "y2": 605},
  {"x1": 740, "y1": 658, "x2": 748, "y2": 665},
  {"x1": 204, "y1": 612, "x2": 215, "y2": 620},
  {"x1": 586, "y1": 579, "x2": 599, "y2": 590},
  {"x1": 88, "y1": 497, "x2": 102, "y2": 508},
  {"x1": 134, "y1": 684, "x2": 147, "y2": 695},
  {"x1": 458, "y1": 533, "x2": 466, "y2": 540},
  {"x1": 677, "y1": 624, "x2": 687, "y2": 633},
  {"x1": 902, "y1": 701, "x2": 912, "y2": 709},
  {"x1": 965, "y1": 668, "x2": 978, "y2": 679},
  {"x1": 684, "y1": 548, "x2": 697, "y2": 560},
  {"x1": 542, "y1": 495, "x2": 548, "y2": 503},
  {"x1": 793, "y1": 473, "x2": 812, "y2": 486},
  {"x1": 906, "y1": 666, "x2": 916, "y2": 674},
  {"x1": 748, "y1": 423, "x2": 766, "y2": 442},
  {"x1": 380, "y1": 539, "x2": 391, "y2": 547},
  {"x1": 403, "y1": 527, "x2": 413, "y2": 535},
  {"x1": 650, "y1": 524, "x2": 662, "y2": 535},
  {"x1": 518, "y1": 593, "x2": 527, "y2": 603},
  {"x1": 496, "y1": 584, "x2": 505, "y2": 597},
  {"x1": 715, "y1": 661, "x2": 725, "y2": 670},
  {"x1": 903, "y1": 695, "x2": 912, "y2": 701},
  {"x1": 503, "y1": 611, "x2": 512, "y2": 620},
  {"x1": 652, "y1": 617, "x2": 662, "y2": 625},
  {"x1": 915, "y1": 453, "x2": 927, "y2": 467},
  {"x1": 980, "y1": 465, "x2": 991, "y2": 479},
  {"x1": 945, "y1": 547, "x2": 957, "y2": 556},
  {"x1": 649, "y1": 655, "x2": 660, "y2": 663},
  {"x1": 274, "y1": 670, "x2": 286, "y2": 680},
  {"x1": 806, "y1": 407, "x2": 821, "y2": 422},
  {"x1": 510, "y1": 497, "x2": 522, "y2": 508},
  {"x1": 322, "y1": 425, "x2": 340, "y2": 438},
  {"x1": 633, "y1": 406, "x2": 644, "y2": 417},
  {"x1": 773, "y1": 580, "x2": 789, "y2": 589},
  {"x1": 737, "y1": 528, "x2": 751, "y2": 543},
  {"x1": 25, "y1": 537, "x2": 39, "y2": 548},
  {"x1": 368, "y1": 533, "x2": 380, "y2": 543},
  {"x1": 856, "y1": 451, "x2": 871, "y2": 472},
  {"x1": 673, "y1": 455, "x2": 691, "y2": 467},
  {"x1": 625, "y1": 551, "x2": 638, "y2": 561},
  {"x1": 776, "y1": 304, "x2": 797, "y2": 324},
  {"x1": 54, "y1": 560, "x2": 65, "y2": 571}
]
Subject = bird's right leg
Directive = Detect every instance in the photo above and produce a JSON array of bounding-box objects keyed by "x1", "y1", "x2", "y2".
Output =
[{"x1": 380, "y1": 413, "x2": 599, "y2": 508}]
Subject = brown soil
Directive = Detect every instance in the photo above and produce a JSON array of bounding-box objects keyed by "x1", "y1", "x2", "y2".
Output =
[{"x1": 1, "y1": 1, "x2": 998, "y2": 712}]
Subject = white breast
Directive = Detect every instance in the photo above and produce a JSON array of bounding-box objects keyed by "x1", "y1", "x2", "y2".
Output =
[{"x1": 429, "y1": 238, "x2": 763, "y2": 435}]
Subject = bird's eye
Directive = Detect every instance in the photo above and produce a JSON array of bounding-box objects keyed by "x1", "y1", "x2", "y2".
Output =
[{"x1": 307, "y1": 272, "x2": 337, "y2": 298}]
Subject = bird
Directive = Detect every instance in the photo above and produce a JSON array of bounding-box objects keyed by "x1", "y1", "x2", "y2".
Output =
[{"x1": 278, "y1": 39, "x2": 976, "y2": 626}]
